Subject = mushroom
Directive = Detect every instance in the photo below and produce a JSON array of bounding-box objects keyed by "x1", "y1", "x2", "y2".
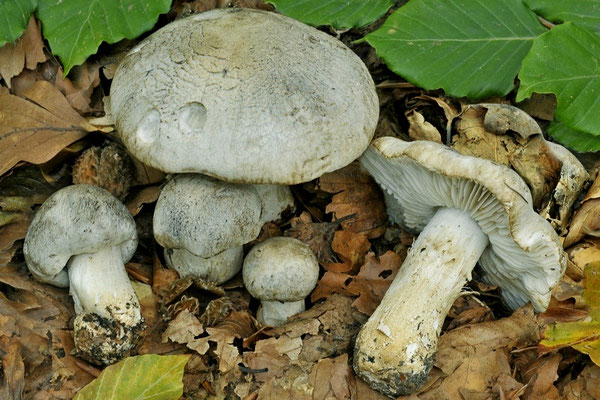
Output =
[
  {"x1": 353, "y1": 137, "x2": 566, "y2": 396},
  {"x1": 253, "y1": 184, "x2": 296, "y2": 225},
  {"x1": 23, "y1": 184, "x2": 143, "y2": 365},
  {"x1": 153, "y1": 174, "x2": 263, "y2": 284},
  {"x1": 108, "y1": 8, "x2": 378, "y2": 185},
  {"x1": 243, "y1": 237, "x2": 319, "y2": 326}
]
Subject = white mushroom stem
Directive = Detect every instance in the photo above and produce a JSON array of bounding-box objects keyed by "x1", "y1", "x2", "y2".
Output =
[
  {"x1": 68, "y1": 246, "x2": 141, "y2": 327},
  {"x1": 354, "y1": 207, "x2": 488, "y2": 396},
  {"x1": 258, "y1": 300, "x2": 305, "y2": 327}
]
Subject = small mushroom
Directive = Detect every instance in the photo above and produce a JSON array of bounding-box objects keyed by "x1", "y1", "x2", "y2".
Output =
[
  {"x1": 23, "y1": 184, "x2": 142, "y2": 365},
  {"x1": 108, "y1": 8, "x2": 378, "y2": 184},
  {"x1": 153, "y1": 174, "x2": 263, "y2": 284},
  {"x1": 243, "y1": 237, "x2": 319, "y2": 326},
  {"x1": 354, "y1": 137, "x2": 566, "y2": 396}
]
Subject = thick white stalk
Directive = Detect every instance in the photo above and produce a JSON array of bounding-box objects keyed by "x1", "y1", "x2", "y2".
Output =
[
  {"x1": 354, "y1": 207, "x2": 488, "y2": 396},
  {"x1": 68, "y1": 246, "x2": 141, "y2": 326},
  {"x1": 258, "y1": 299, "x2": 305, "y2": 326},
  {"x1": 68, "y1": 246, "x2": 143, "y2": 365}
]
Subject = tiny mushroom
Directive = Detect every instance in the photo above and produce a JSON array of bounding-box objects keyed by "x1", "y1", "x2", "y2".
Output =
[
  {"x1": 153, "y1": 174, "x2": 263, "y2": 284},
  {"x1": 243, "y1": 237, "x2": 319, "y2": 326},
  {"x1": 354, "y1": 137, "x2": 566, "y2": 396},
  {"x1": 108, "y1": 8, "x2": 378, "y2": 185},
  {"x1": 23, "y1": 184, "x2": 142, "y2": 365}
]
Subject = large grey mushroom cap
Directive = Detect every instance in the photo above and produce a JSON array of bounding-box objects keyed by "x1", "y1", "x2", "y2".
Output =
[
  {"x1": 153, "y1": 174, "x2": 262, "y2": 259},
  {"x1": 24, "y1": 184, "x2": 138, "y2": 287},
  {"x1": 109, "y1": 8, "x2": 378, "y2": 184},
  {"x1": 360, "y1": 137, "x2": 566, "y2": 310}
]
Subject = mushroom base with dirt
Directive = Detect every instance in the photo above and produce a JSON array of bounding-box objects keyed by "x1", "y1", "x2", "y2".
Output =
[{"x1": 68, "y1": 246, "x2": 144, "y2": 364}]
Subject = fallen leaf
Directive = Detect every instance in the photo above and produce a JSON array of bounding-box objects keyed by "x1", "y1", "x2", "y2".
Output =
[
  {"x1": 0, "y1": 81, "x2": 92, "y2": 176},
  {"x1": 328, "y1": 230, "x2": 370, "y2": 273},
  {"x1": 318, "y1": 163, "x2": 387, "y2": 239},
  {"x1": 163, "y1": 309, "x2": 204, "y2": 344},
  {"x1": 540, "y1": 262, "x2": 600, "y2": 365},
  {"x1": 518, "y1": 93, "x2": 557, "y2": 121},
  {"x1": 522, "y1": 354, "x2": 560, "y2": 400},
  {"x1": 452, "y1": 105, "x2": 561, "y2": 208},
  {"x1": 125, "y1": 186, "x2": 161, "y2": 216},
  {"x1": 73, "y1": 354, "x2": 190, "y2": 400},
  {"x1": 312, "y1": 251, "x2": 404, "y2": 315},
  {"x1": 406, "y1": 110, "x2": 442, "y2": 143},
  {"x1": 285, "y1": 212, "x2": 339, "y2": 266},
  {"x1": 308, "y1": 353, "x2": 354, "y2": 400},
  {"x1": 54, "y1": 63, "x2": 101, "y2": 113},
  {"x1": 0, "y1": 335, "x2": 24, "y2": 400},
  {"x1": 560, "y1": 364, "x2": 600, "y2": 400},
  {"x1": 565, "y1": 174, "x2": 600, "y2": 247},
  {"x1": 0, "y1": 17, "x2": 45, "y2": 88}
]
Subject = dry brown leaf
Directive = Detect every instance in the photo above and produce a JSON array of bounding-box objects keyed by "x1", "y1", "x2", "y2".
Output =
[
  {"x1": 406, "y1": 109, "x2": 443, "y2": 143},
  {"x1": 318, "y1": 163, "x2": 387, "y2": 239},
  {"x1": 285, "y1": 212, "x2": 338, "y2": 266},
  {"x1": 0, "y1": 335, "x2": 24, "y2": 400},
  {"x1": 453, "y1": 106, "x2": 561, "y2": 208},
  {"x1": 0, "y1": 17, "x2": 45, "y2": 88},
  {"x1": 312, "y1": 251, "x2": 403, "y2": 315},
  {"x1": 163, "y1": 309, "x2": 205, "y2": 344},
  {"x1": 522, "y1": 354, "x2": 560, "y2": 400},
  {"x1": 54, "y1": 63, "x2": 101, "y2": 113},
  {"x1": 328, "y1": 230, "x2": 370, "y2": 273},
  {"x1": 125, "y1": 185, "x2": 161, "y2": 216},
  {"x1": 308, "y1": 354, "x2": 354, "y2": 400},
  {"x1": 0, "y1": 81, "x2": 92, "y2": 176},
  {"x1": 564, "y1": 175, "x2": 600, "y2": 247},
  {"x1": 518, "y1": 93, "x2": 557, "y2": 121}
]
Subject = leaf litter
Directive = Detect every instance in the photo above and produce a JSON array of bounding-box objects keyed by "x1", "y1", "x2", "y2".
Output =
[{"x1": 1, "y1": 2, "x2": 600, "y2": 399}]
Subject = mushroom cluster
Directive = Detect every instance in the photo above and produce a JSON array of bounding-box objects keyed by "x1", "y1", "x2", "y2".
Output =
[{"x1": 354, "y1": 137, "x2": 566, "y2": 396}]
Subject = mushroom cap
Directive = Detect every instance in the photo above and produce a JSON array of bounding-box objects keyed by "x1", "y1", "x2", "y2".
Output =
[
  {"x1": 153, "y1": 174, "x2": 262, "y2": 258},
  {"x1": 243, "y1": 237, "x2": 319, "y2": 302},
  {"x1": 359, "y1": 137, "x2": 566, "y2": 311},
  {"x1": 23, "y1": 184, "x2": 138, "y2": 287},
  {"x1": 108, "y1": 8, "x2": 378, "y2": 184}
]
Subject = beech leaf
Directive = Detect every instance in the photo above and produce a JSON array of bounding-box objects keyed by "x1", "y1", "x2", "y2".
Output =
[
  {"x1": 0, "y1": 0, "x2": 36, "y2": 47},
  {"x1": 517, "y1": 23, "x2": 600, "y2": 140},
  {"x1": 73, "y1": 354, "x2": 190, "y2": 400},
  {"x1": 266, "y1": 0, "x2": 394, "y2": 29},
  {"x1": 365, "y1": 0, "x2": 545, "y2": 98}
]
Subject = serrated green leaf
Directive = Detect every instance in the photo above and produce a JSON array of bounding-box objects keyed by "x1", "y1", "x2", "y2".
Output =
[
  {"x1": 517, "y1": 23, "x2": 600, "y2": 136},
  {"x1": 540, "y1": 262, "x2": 600, "y2": 366},
  {"x1": 36, "y1": 0, "x2": 172, "y2": 75},
  {"x1": 546, "y1": 120, "x2": 600, "y2": 152},
  {"x1": 74, "y1": 354, "x2": 190, "y2": 400},
  {"x1": 365, "y1": 0, "x2": 545, "y2": 99},
  {"x1": 524, "y1": 0, "x2": 600, "y2": 32},
  {"x1": 0, "y1": 0, "x2": 37, "y2": 47},
  {"x1": 266, "y1": 0, "x2": 394, "y2": 29}
]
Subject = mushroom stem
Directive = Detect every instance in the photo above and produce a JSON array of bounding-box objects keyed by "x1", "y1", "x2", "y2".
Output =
[
  {"x1": 68, "y1": 246, "x2": 142, "y2": 326},
  {"x1": 258, "y1": 300, "x2": 305, "y2": 326},
  {"x1": 354, "y1": 207, "x2": 488, "y2": 396},
  {"x1": 68, "y1": 245, "x2": 144, "y2": 364}
]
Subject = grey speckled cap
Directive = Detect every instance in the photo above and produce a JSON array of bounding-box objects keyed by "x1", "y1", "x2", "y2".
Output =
[
  {"x1": 108, "y1": 8, "x2": 379, "y2": 184},
  {"x1": 23, "y1": 184, "x2": 138, "y2": 287},
  {"x1": 153, "y1": 174, "x2": 262, "y2": 258}
]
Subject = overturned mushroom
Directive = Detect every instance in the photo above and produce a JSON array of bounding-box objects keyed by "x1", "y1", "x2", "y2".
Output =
[
  {"x1": 108, "y1": 8, "x2": 378, "y2": 185},
  {"x1": 243, "y1": 237, "x2": 319, "y2": 326},
  {"x1": 354, "y1": 137, "x2": 566, "y2": 396},
  {"x1": 23, "y1": 184, "x2": 142, "y2": 365}
]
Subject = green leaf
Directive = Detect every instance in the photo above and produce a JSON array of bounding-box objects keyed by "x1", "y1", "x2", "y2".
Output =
[
  {"x1": 517, "y1": 23, "x2": 600, "y2": 135},
  {"x1": 73, "y1": 354, "x2": 190, "y2": 400},
  {"x1": 266, "y1": 0, "x2": 394, "y2": 29},
  {"x1": 546, "y1": 120, "x2": 600, "y2": 152},
  {"x1": 540, "y1": 262, "x2": 600, "y2": 366},
  {"x1": 524, "y1": 0, "x2": 600, "y2": 32},
  {"x1": 36, "y1": 0, "x2": 172, "y2": 75},
  {"x1": 365, "y1": 0, "x2": 545, "y2": 99},
  {"x1": 0, "y1": 0, "x2": 37, "y2": 47}
]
